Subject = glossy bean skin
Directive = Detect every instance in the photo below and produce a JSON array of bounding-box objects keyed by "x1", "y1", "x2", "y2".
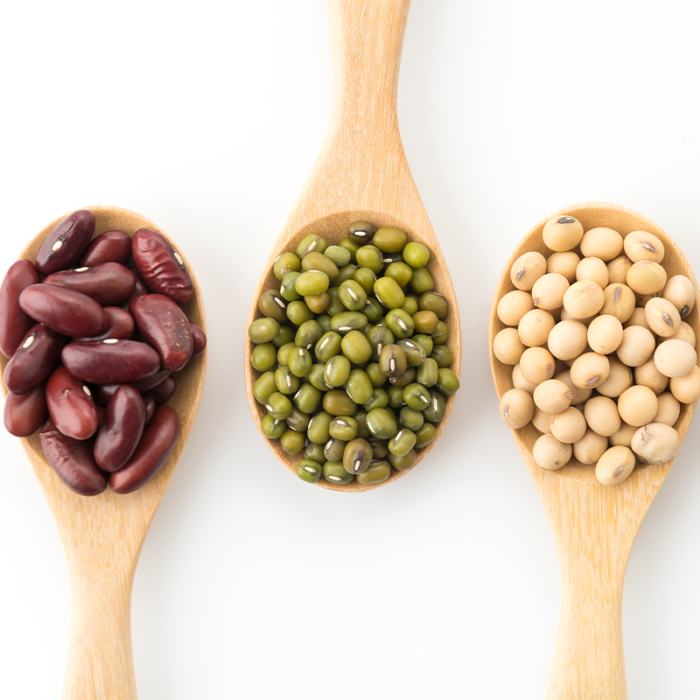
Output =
[
  {"x1": 143, "y1": 393, "x2": 156, "y2": 423},
  {"x1": 151, "y1": 375, "x2": 176, "y2": 405},
  {"x1": 19, "y1": 284, "x2": 107, "y2": 337},
  {"x1": 40, "y1": 419, "x2": 107, "y2": 496},
  {"x1": 123, "y1": 271, "x2": 150, "y2": 309},
  {"x1": 110, "y1": 405, "x2": 180, "y2": 494},
  {"x1": 4, "y1": 385, "x2": 48, "y2": 437},
  {"x1": 35, "y1": 210, "x2": 96, "y2": 276},
  {"x1": 61, "y1": 339, "x2": 161, "y2": 385},
  {"x1": 130, "y1": 294, "x2": 193, "y2": 371},
  {"x1": 94, "y1": 386, "x2": 146, "y2": 472},
  {"x1": 46, "y1": 366, "x2": 99, "y2": 440},
  {"x1": 190, "y1": 322, "x2": 207, "y2": 357},
  {"x1": 73, "y1": 307, "x2": 135, "y2": 342},
  {"x1": 78, "y1": 230, "x2": 132, "y2": 267},
  {"x1": 92, "y1": 369, "x2": 171, "y2": 405},
  {"x1": 0, "y1": 260, "x2": 41, "y2": 358},
  {"x1": 132, "y1": 229, "x2": 193, "y2": 303},
  {"x1": 3, "y1": 324, "x2": 65, "y2": 394},
  {"x1": 43, "y1": 263, "x2": 136, "y2": 306}
]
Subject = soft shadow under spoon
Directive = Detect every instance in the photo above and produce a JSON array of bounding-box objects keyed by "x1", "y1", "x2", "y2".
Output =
[
  {"x1": 489, "y1": 201, "x2": 699, "y2": 699},
  {"x1": 245, "y1": 0, "x2": 462, "y2": 491},
  {"x1": 0, "y1": 205, "x2": 207, "y2": 700}
]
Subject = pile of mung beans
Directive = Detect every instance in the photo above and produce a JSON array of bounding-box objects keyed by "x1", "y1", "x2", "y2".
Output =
[
  {"x1": 494, "y1": 214, "x2": 698, "y2": 486},
  {"x1": 249, "y1": 222, "x2": 460, "y2": 487},
  {"x1": 0, "y1": 210, "x2": 206, "y2": 497}
]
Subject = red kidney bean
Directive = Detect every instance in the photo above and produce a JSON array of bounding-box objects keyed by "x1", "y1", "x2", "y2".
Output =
[
  {"x1": 73, "y1": 307, "x2": 135, "y2": 342},
  {"x1": 90, "y1": 369, "x2": 171, "y2": 406},
  {"x1": 142, "y1": 393, "x2": 155, "y2": 423},
  {"x1": 130, "y1": 294, "x2": 193, "y2": 371},
  {"x1": 94, "y1": 386, "x2": 145, "y2": 472},
  {"x1": 151, "y1": 375, "x2": 176, "y2": 405},
  {"x1": 4, "y1": 385, "x2": 48, "y2": 437},
  {"x1": 42, "y1": 263, "x2": 136, "y2": 307},
  {"x1": 35, "y1": 210, "x2": 95, "y2": 276},
  {"x1": 61, "y1": 339, "x2": 161, "y2": 385},
  {"x1": 40, "y1": 419, "x2": 107, "y2": 496},
  {"x1": 78, "y1": 230, "x2": 132, "y2": 267},
  {"x1": 92, "y1": 384, "x2": 117, "y2": 406},
  {"x1": 0, "y1": 260, "x2": 41, "y2": 358},
  {"x1": 19, "y1": 284, "x2": 107, "y2": 338},
  {"x1": 46, "y1": 366, "x2": 99, "y2": 440},
  {"x1": 3, "y1": 324, "x2": 65, "y2": 394},
  {"x1": 190, "y1": 322, "x2": 207, "y2": 357},
  {"x1": 132, "y1": 229, "x2": 193, "y2": 303},
  {"x1": 123, "y1": 271, "x2": 149, "y2": 309},
  {"x1": 110, "y1": 405, "x2": 180, "y2": 494}
]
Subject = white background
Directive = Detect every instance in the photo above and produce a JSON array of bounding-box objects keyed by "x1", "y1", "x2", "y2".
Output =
[{"x1": 1, "y1": 0, "x2": 699, "y2": 698}]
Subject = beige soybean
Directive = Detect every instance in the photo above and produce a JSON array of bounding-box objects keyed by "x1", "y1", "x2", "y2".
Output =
[
  {"x1": 671, "y1": 321, "x2": 696, "y2": 347},
  {"x1": 531, "y1": 273, "x2": 569, "y2": 310},
  {"x1": 580, "y1": 227, "x2": 624, "y2": 261},
  {"x1": 599, "y1": 283, "x2": 635, "y2": 323},
  {"x1": 587, "y1": 315, "x2": 623, "y2": 355},
  {"x1": 550, "y1": 406, "x2": 587, "y2": 444},
  {"x1": 654, "y1": 392, "x2": 681, "y2": 427},
  {"x1": 634, "y1": 358, "x2": 669, "y2": 393},
  {"x1": 616, "y1": 326, "x2": 655, "y2": 367},
  {"x1": 584, "y1": 396, "x2": 621, "y2": 437},
  {"x1": 618, "y1": 386, "x2": 658, "y2": 427},
  {"x1": 563, "y1": 280, "x2": 605, "y2": 319},
  {"x1": 576, "y1": 257, "x2": 609, "y2": 290},
  {"x1": 556, "y1": 370, "x2": 592, "y2": 405},
  {"x1": 663, "y1": 275, "x2": 696, "y2": 318},
  {"x1": 597, "y1": 357, "x2": 633, "y2": 398},
  {"x1": 511, "y1": 251, "x2": 547, "y2": 291},
  {"x1": 512, "y1": 364, "x2": 537, "y2": 394},
  {"x1": 607, "y1": 255, "x2": 633, "y2": 284},
  {"x1": 560, "y1": 307, "x2": 596, "y2": 326},
  {"x1": 542, "y1": 215, "x2": 584, "y2": 252},
  {"x1": 670, "y1": 365, "x2": 700, "y2": 403},
  {"x1": 574, "y1": 429, "x2": 609, "y2": 465},
  {"x1": 493, "y1": 328, "x2": 526, "y2": 365},
  {"x1": 533, "y1": 433, "x2": 572, "y2": 470},
  {"x1": 497, "y1": 290, "x2": 535, "y2": 326},
  {"x1": 547, "y1": 251, "x2": 580, "y2": 283},
  {"x1": 547, "y1": 320, "x2": 588, "y2": 361},
  {"x1": 596, "y1": 446, "x2": 636, "y2": 486},
  {"x1": 519, "y1": 347, "x2": 556, "y2": 385},
  {"x1": 532, "y1": 407, "x2": 553, "y2": 434},
  {"x1": 645, "y1": 297, "x2": 681, "y2": 338},
  {"x1": 499, "y1": 389, "x2": 535, "y2": 429},
  {"x1": 626, "y1": 261, "x2": 667, "y2": 295},
  {"x1": 518, "y1": 309, "x2": 556, "y2": 347},
  {"x1": 570, "y1": 352, "x2": 610, "y2": 389},
  {"x1": 609, "y1": 421, "x2": 637, "y2": 448},
  {"x1": 533, "y1": 379, "x2": 573, "y2": 414},
  {"x1": 624, "y1": 307, "x2": 653, "y2": 332},
  {"x1": 654, "y1": 339, "x2": 698, "y2": 379},
  {"x1": 631, "y1": 423, "x2": 681, "y2": 464},
  {"x1": 623, "y1": 231, "x2": 665, "y2": 264}
]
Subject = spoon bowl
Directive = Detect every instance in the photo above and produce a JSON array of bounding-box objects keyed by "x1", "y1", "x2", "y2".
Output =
[
  {"x1": 489, "y1": 201, "x2": 699, "y2": 699},
  {"x1": 1, "y1": 205, "x2": 207, "y2": 699},
  {"x1": 244, "y1": 0, "x2": 461, "y2": 491}
]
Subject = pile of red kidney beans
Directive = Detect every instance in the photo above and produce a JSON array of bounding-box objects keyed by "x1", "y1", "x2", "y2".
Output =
[{"x1": 0, "y1": 210, "x2": 206, "y2": 496}]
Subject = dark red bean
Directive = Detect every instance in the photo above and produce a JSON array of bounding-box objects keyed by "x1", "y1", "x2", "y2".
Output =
[
  {"x1": 90, "y1": 369, "x2": 171, "y2": 406},
  {"x1": 131, "y1": 369, "x2": 171, "y2": 394},
  {"x1": 35, "y1": 210, "x2": 95, "y2": 276},
  {"x1": 94, "y1": 386, "x2": 146, "y2": 473},
  {"x1": 42, "y1": 262, "x2": 136, "y2": 307},
  {"x1": 46, "y1": 366, "x2": 99, "y2": 441},
  {"x1": 110, "y1": 405, "x2": 180, "y2": 494},
  {"x1": 3, "y1": 324, "x2": 65, "y2": 394},
  {"x1": 123, "y1": 272, "x2": 150, "y2": 309},
  {"x1": 132, "y1": 229, "x2": 193, "y2": 303},
  {"x1": 73, "y1": 307, "x2": 135, "y2": 342},
  {"x1": 92, "y1": 384, "x2": 118, "y2": 406},
  {"x1": 78, "y1": 230, "x2": 132, "y2": 267},
  {"x1": 4, "y1": 385, "x2": 49, "y2": 437},
  {"x1": 19, "y1": 284, "x2": 107, "y2": 337},
  {"x1": 151, "y1": 375, "x2": 176, "y2": 405},
  {"x1": 130, "y1": 294, "x2": 193, "y2": 371},
  {"x1": 61, "y1": 339, "x2": 161, "y2": 385},
  {"x1": 0, "y1": 260, "x2": 41, "y2": 358},
  {"x1": 142, "y1": 393, "x2": 155, "y2": 423},
  {"x1": 40, "y1": 419, "x2": 107, "y2": 496},
  {"x1": 190, "y1": 322, "x2": 207, "y2": 357}
]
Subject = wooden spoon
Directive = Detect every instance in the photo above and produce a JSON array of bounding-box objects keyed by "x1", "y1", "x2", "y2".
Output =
[
  {"x1": 244, "y1": 0, "x2": 462, "y2": 491},
  {"x1": 489, "y1": 201, "x2": 699, "y2": 699},
  {"x1": 0, "y1": 205, "x2": 207, "y2": 700}
]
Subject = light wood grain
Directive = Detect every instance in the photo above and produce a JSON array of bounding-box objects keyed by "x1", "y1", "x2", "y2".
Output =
[
  {"x1": 489, "y1": 202, "x2": 699, "y2": 699},
  {"x1": 244, "y1": 0, "x2": 462, "y2": 491},
  {"x1": 0, "y1": 206, "x2": 207, "y2": 700}
]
